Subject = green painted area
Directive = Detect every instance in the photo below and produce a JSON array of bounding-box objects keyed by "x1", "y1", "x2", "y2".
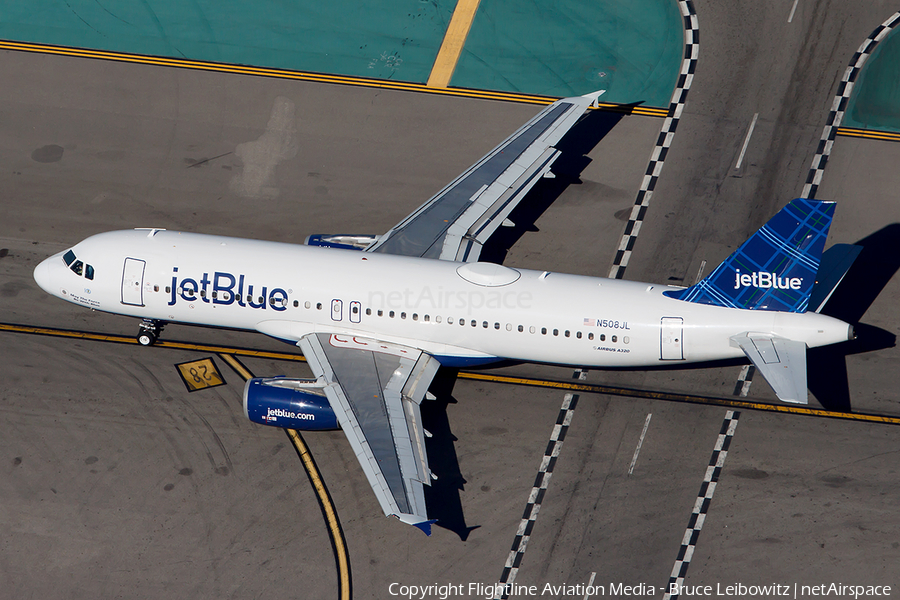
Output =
[
  {"x1": 0, "y1": 0, "x2": 682, "y2": 106},
  {"x1": 0, "y1": 0, "x2": 452, "y2": 82},
  {"x1": 845, "y1": 28, "x2": 900, "y2": 132},
  {"x1": 450, "y1": 0, "x2": 682, "y2": 104}
]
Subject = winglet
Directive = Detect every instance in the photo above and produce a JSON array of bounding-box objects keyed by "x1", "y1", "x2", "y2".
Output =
[
  {"x1": 397, "y1": 514, "x2": 437, "y2": 536},
  {"x1": 581, "y1": 89, "x2": 606, "y2": 107}
]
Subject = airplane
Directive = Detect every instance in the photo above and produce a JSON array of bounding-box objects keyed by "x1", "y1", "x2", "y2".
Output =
[{"x1": 33, "y1": 90, "x2": 857, "y2": 535}]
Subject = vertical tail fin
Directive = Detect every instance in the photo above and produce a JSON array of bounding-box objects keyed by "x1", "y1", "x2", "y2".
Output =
[{"x1": 665, "y1": 199, "x2": 836, "y2": 313}]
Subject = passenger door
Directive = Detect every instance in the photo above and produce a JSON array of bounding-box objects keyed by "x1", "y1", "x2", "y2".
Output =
[
  {"x1": 121, "y1": 258, "x2": 145, "y2": 306},
  {"x1": 660, "y1": 317, "x2": 684, "y2": 360}
]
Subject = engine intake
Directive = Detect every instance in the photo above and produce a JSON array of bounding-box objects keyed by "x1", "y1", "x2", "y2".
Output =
[{"x1": 243, "y1": 377, "x2": 339, "y2": 431}]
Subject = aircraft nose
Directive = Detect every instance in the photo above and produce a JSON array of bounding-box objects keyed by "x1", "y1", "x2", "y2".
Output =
[{"x1": 33, "y1": 257, "x2": 54, "y2": 294}]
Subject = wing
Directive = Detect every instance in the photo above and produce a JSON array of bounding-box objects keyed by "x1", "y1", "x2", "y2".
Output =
[
  {"x1": 731, "y1": 334, "x2": 808, "y2": 404},
  {"x1": 297, "y1": 332, "x2": 440, "y2": 533},
  {"x1": 365, "y1": 90, "x2": 605, "y2": 262}
]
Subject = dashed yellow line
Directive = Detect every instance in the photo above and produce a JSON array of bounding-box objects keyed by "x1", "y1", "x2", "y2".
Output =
[
  {"x1": 5, "y1": 321, "x2": 897, "y2": 426},
  {"x1": 427, "y1": 0, "x2": 482, "y2": 88},
  {"x1": 837, "y1": 126, "x2": 900, "y2": 143},
  {"x1": 218, "y1": 352, "x2": 351, "y2": 600},
  {"x1": 0, "y1": 38, "x2": 668, "y2": 114}
]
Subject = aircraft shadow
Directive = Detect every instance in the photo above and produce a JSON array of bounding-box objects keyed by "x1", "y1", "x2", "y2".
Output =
[
  {"x1": 480, "y1": 108, "x2": 628, "y2": 264},
  {"x1": 421, "y1": 368, "x2": 480, "y2": 540},
  {"x1": 808, "y1": 224, "x2": 900, "y2": 411}
]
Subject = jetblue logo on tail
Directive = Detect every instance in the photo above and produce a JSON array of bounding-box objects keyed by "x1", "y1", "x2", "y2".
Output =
[
  {"x1": 665, "y1": 199, "x2": 836, "y2": 313},
  {"x1": 733, "y1": 270, "x2": 802, "y2": 290}
]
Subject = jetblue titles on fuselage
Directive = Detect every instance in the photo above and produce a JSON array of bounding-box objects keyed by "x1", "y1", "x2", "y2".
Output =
[{"x1": 168, "y1": 267, "x2": 289, "y2": 311}]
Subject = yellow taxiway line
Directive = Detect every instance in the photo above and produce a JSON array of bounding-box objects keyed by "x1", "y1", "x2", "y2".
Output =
[
  {"x1": 217, "y1": 352, "x2": 352, "y2": 600},
  {"x1": 427, "y1": 0, "x2": 482, "y2": 88},
  {"x1": 4, "y1": 321, "x2": 899, "y2": 426},
  {"x1": 0, "y1": 38, "x2": 666, "y2": 115}
]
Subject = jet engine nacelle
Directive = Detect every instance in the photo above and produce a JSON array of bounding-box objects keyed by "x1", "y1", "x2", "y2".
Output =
[
  {"x1": 304, "y1": 234, "x2": 379, "y2": 250},
  {"x1": 243, "y1": 377, "x2": 339, "y2": 431}
]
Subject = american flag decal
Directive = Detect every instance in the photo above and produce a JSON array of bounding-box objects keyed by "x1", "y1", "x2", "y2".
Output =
[{"x1": 583, "y1": 318, "x2": 596, "y2": 326}]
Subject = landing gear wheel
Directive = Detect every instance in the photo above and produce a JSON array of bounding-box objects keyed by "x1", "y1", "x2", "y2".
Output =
[
  {"x1": 136, "y1": 319, "x2": 164, "y2": 346},
  {"x1": 137, "y1": 331, "x2": 157, "y2": 346}
]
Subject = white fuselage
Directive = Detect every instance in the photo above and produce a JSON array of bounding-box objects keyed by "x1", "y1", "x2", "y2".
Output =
[{"x1": 34, "y1": 230, "x2": 852, "y2": 368}]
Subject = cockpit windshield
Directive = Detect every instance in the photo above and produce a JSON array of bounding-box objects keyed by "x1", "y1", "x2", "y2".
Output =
[{"x1": 62, "y1": 249, "x2": 94, "y2": 280}]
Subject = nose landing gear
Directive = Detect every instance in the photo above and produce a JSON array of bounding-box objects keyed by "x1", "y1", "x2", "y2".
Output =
[{"x1": 137, "y1": 319, "x2": 165, "y2": 346}]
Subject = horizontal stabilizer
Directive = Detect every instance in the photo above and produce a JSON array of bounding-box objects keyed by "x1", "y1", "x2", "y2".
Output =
[
  {"x1": 808, "y1": 244, "x2": 862, "y2": 313},
  {"x1": 731, "y1": 334, "x2": 808, "y2": 404}
]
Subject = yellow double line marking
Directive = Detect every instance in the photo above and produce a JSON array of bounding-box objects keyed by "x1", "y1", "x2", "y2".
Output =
[
  {"x1": 217, "y1": 353, "x2": 351, "y2": 600},
  {"x1": 836, "y1": 126, "x2": 900, "y2": 143},
  {"x1": 3, "y1": 321, "x2": 899, "y2": 426},
  {"x1": 0, "y1": 38, "x2": 667, "y2": 114}
]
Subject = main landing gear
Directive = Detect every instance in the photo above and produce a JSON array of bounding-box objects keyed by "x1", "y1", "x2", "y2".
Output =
[{"x1": 137, "y1": 319, "x2": 165, "y2": 346}]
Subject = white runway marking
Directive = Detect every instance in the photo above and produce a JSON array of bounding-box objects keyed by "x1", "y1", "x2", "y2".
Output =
[
  {"x1": 734, "y1": 112, "x2": 759, "y2": 170},
  {"x1": 788, "y1": 0, "x2": 800, "y2": 23},
  {"x1": 628, "y1": 413, "x2": 653, "y2": 475},
  {"x1": 583, "y1": 572, "x2": 597, "y2": 600}
]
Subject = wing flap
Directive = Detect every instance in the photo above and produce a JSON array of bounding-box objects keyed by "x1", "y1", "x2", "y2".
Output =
[
  {"x1": 298, "y1": 333, "x2": 439, "y2": 531},
  {"x1": 732, "y1": 334, "x2": 808, "y2": 404}
]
